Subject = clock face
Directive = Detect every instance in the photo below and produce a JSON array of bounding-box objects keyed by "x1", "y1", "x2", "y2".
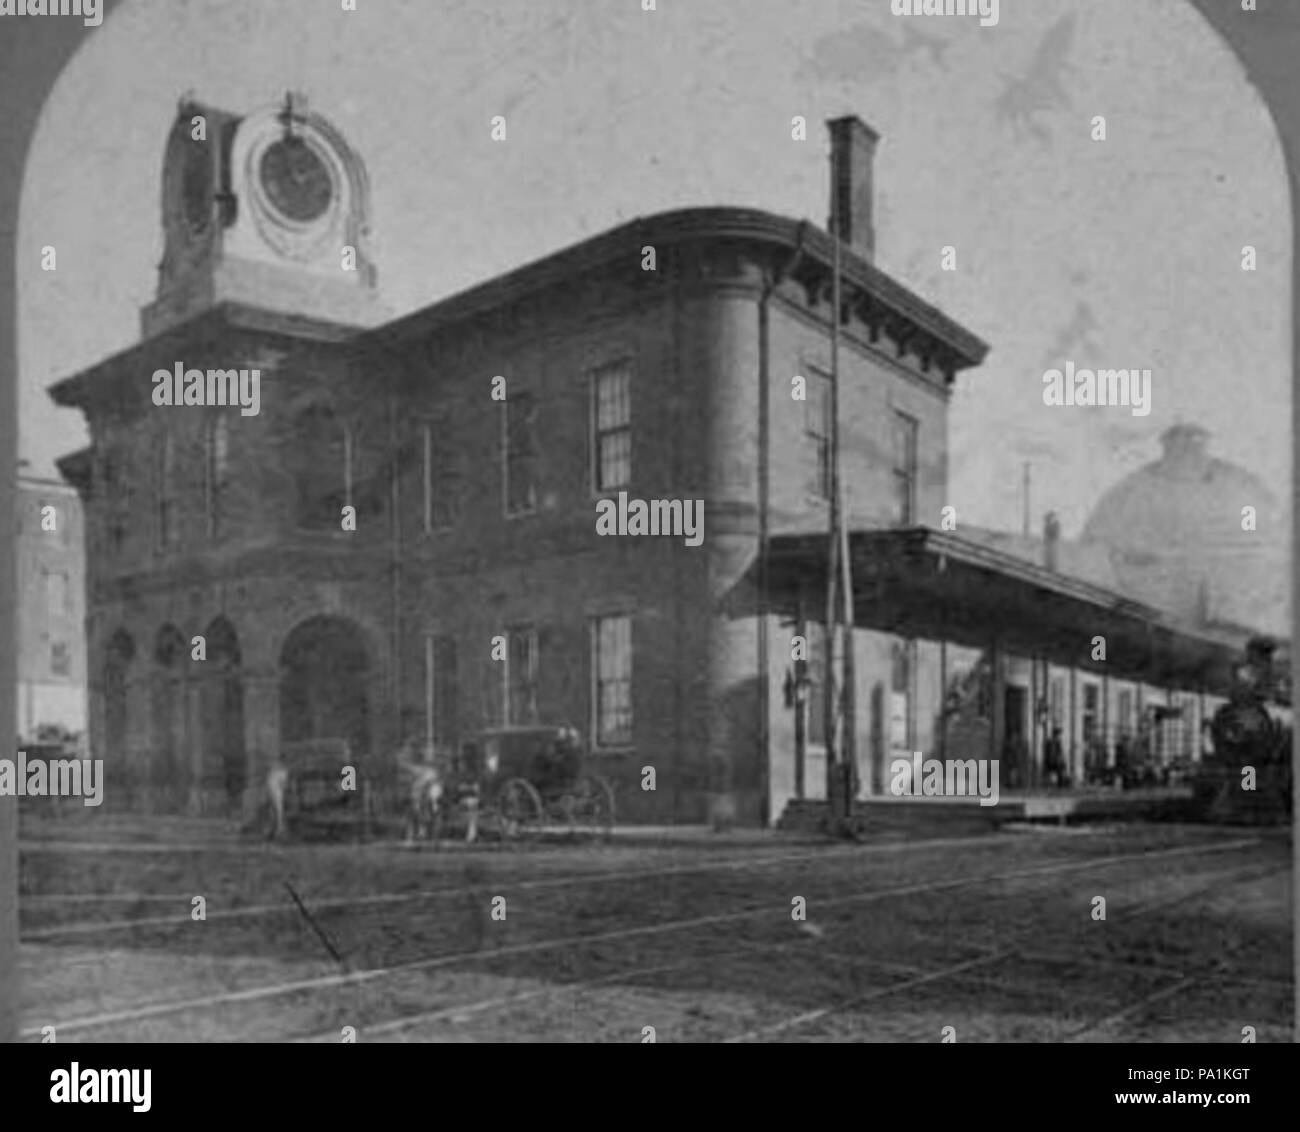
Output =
[{"x1": 259, "y1": 137, "x2": 333, "y2": 223}]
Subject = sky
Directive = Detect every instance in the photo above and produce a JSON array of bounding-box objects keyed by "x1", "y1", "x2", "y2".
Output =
[{"x1": 17, "y1": 0, "x2": 1292, "y2": 538}]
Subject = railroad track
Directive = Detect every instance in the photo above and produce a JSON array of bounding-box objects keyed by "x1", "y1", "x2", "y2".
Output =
[{"x1": 19, "y1": 832, "x2": 1276, "y2": 1042}]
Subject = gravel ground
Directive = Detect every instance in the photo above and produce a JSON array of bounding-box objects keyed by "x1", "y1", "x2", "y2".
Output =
[{"x1": 16, "y1": 813, "x2": 1293, "y2": 1042}]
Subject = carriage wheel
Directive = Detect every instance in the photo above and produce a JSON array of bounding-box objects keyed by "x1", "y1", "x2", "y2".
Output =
[
  {"x1": 498, "y1": 778, "x2": 545, "y2": 840},
  {"x1": 567, "y1": 775, "x2": 615, "y2": 840}
]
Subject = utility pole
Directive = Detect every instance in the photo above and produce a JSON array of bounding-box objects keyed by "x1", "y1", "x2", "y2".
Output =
[{"x1": 824, "y1": 128, "x2": 857, "y2": 824}]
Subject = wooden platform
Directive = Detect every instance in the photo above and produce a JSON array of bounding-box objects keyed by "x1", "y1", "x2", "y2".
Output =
[{"x1": 777, "y1": 787, "x2": 1198, "y2": 836}]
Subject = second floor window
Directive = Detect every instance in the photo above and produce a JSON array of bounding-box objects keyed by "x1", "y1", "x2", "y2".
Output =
[
  {"x1": 806, "y1": 372, "x2": 832, "y2": 501},
  {"x1": 423, "y1": 421, "x2": 461, "y2": 532},
  {"x1": 592, "y1": 361, "x2": 631, "y2": 492},
  {"x1": 154, "y1": 430, "x2": 177, "y2": 549},
  {"x1": 503, "y1": 393, "x2": 538, "y2": 517},
  {"x1": 892, "y1": 412, "x2": 918, "y2": 526},
  {"x1": 206, "y1": 414, "x2": 230, "y2": 538},
  {"x1": 295, "y1": 404, "x2": 350, "y2": 530}
]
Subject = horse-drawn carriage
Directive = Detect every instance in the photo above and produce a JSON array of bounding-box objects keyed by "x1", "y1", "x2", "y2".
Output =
[
  {"x1": 448, "y1": 726, "x2": 616, "y2": 841},
  {"x1": 258, "y1": 725, "x2": 615, "y2": 842},
  {"x1": 258, "y1": 738, "x2": 377, "y2": 841}
]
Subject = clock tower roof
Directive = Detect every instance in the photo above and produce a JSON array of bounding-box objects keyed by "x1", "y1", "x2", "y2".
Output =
[{"x1": 143, "y1": 94, "x2": 386, "y2": 339}]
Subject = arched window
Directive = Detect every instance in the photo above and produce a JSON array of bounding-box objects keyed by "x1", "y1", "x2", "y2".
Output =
[{"x1": 150, "y1": 624, "x2": 187, "y2": 808}]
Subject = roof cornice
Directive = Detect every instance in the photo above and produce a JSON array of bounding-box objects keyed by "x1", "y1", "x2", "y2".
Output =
[
  {"x1": 47, "y1": 302, "x2": 359, "y2": 410},
  {"x1": 48, "y1": 207, "x2": 991, "y2": 412},
  {"x1": 361, "y1": 207, "x2": 989, "y2": 372}
]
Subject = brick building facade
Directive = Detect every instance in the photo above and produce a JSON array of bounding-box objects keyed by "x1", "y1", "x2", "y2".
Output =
[
  {"x1": 49, "y1": 98, "x2": 984, "y2": 822},
  {"x1": 51, "y1": 97, "x2": 1255, "y2": 825}
]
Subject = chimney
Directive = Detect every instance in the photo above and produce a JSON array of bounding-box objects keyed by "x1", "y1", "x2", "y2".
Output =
[
  {"x1": 1044, "y1": 511, "x2": 1061, "y2": 572},
  {"x1": 827, "y1": 116, "x2": 879, "y2": 261}
]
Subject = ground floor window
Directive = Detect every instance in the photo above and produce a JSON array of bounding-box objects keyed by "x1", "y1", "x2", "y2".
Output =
[
  {"x1": 803, "y1": 621, "x2": 828, "y2": 748},
  {"x1": 592, "y1": 614, "x2": 632, "y2": 747},
  {"x1": 1049, "y1": 676, "x2": 1065, "y2": 730},
  {"x1": 1117, "y1": 688, "x2": 1134, "y2": 738},
  {"x1": 426, "y1": 634, "x2": 458, "y2": 750},
  {"x1": 1082, "y1": 683, "x2": 1099, "y2": 743},
  {"x1": 505, "y1": 626, "x2": 538, "y2": 726},
  {"x1": 889, "y1": 639, "x2": 915, "y2": 750},
  {"x1": 1170, "y1": 692, "x2": 1197, "y2": 761}
]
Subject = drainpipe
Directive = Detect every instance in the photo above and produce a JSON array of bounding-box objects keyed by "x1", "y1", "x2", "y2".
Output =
[
  {"x1": 388, "y1": 367, "x2": 403, "y2": 757},
  {"x1": 757, "y1": 223, "x2": 807, "y2": 826}
]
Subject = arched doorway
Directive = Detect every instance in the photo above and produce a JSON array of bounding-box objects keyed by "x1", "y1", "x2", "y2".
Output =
[
  {"x1": 150, "y1": 624, "x2": 187, "y2": 811},
  {"x1": 279, "y1": 616, "x2": 370, "y2": 761},
  {"x1": 103, "y1": 629, "x2": 135, "y2": 800},
  {"x1": 201, "y1": 617, "x2": 245, "y2": 811}
]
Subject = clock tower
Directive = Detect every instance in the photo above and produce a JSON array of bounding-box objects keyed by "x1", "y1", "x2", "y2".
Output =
[{"x1": 143, "y1": 92, "x2": 386, "y2": 338}]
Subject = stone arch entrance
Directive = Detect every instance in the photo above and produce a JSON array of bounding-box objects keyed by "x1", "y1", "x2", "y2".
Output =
[
  {"x1": 150, "y1": 624, "x2": 187, "y2": 811},
  {"x1": 201, "y1": 616, "x2": 245, "y2": 812},
  {"x1": 279, "y1": 616, "x2": 371, "y2": 761}
]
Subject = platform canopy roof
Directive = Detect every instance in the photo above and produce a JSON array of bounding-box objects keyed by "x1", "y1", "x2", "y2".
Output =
[{"x1": 761, "y1": 527, "x2": 1253, "y2": 695}]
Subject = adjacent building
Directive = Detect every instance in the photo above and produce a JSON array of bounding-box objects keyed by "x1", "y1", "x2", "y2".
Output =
[{"x1": 16, "y1": 474, "x2": 87, "y2": 742}]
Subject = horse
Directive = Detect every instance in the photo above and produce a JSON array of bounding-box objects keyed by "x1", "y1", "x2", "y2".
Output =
[
  {"x1": 264, "y1": 759, "x2": 290, "y2": 841},
  {"x1": 397, "y1": 737, "x2": 495, "y2": 844},
  {"x1": 397, "y1": 744, "x2": 446, "y2": 845},
  {"x1": 261, "y1": 740, "x2": 473, "y2": 844}
]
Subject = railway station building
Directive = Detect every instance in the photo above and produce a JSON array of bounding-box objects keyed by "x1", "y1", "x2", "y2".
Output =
[{"x1": 50, "y1": 97, "x2": 1287, "y2": 825}]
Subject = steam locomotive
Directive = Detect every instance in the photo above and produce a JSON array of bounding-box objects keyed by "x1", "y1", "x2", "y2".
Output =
[{"x1": 1192, "y1": 636, "x2": 1292, "y2": 823}]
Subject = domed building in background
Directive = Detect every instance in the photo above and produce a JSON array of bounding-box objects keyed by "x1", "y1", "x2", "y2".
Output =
[{"x1": 1080, "y1": 424, "x2": 1290, "y2": 639}]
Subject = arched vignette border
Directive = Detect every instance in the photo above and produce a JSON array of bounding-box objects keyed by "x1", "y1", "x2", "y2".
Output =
[{"x1": 0, "y1": 0, "x2": 1296, "y2": 1044}]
